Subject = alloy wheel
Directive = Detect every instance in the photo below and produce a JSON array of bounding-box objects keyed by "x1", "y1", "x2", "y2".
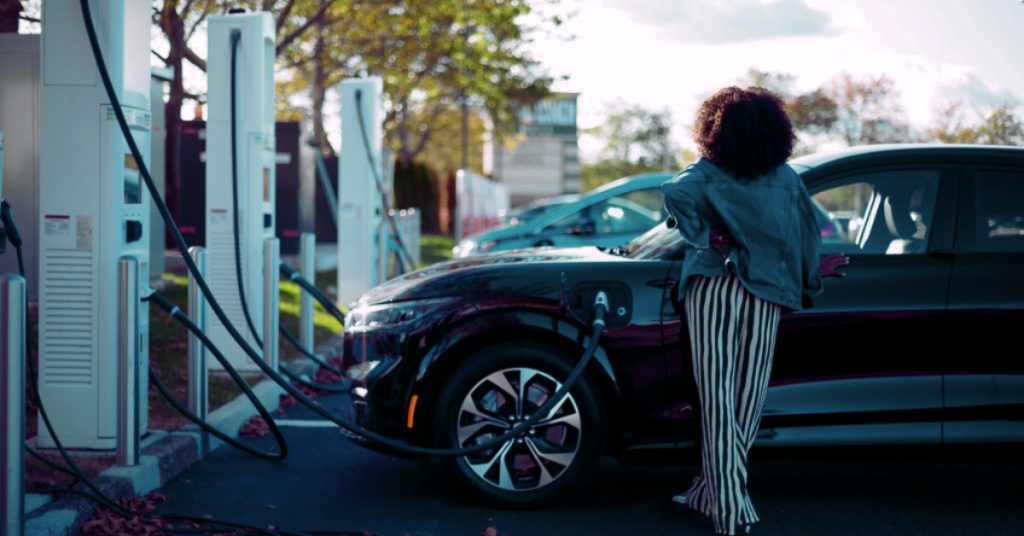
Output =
[{"x1": 455, "y1": 367, "x2": 582, "y2": 492}]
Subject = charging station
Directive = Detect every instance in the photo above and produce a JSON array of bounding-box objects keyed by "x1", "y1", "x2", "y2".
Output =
[
  {"x1": 204, "y1": 11, "x2": 277, "y2": 372},
  {"x1": 337, "y1": 77, "x2": 384, "y2": 307},
  {"x1": 36, "y1": 0, "x2": 151, "y2": 449}
]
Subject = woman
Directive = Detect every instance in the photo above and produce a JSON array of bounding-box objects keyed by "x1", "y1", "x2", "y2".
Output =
[{"x1": 661, "y1": 86, "x2": 848, "y2": 535}]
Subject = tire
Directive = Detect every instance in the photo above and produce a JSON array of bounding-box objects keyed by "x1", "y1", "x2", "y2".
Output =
[{"x1": 433, "y1": 341, "x2": 606, "y2": 508}]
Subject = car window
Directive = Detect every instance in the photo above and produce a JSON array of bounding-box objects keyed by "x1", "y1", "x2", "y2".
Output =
[
  {"x1": 545, "y1": 188, "x2": 663, "y2": 235},
  {"x1": 975, "y1": 170, "x2": 1024, "y2": 252},
  {"x1": 811, "y1": 170, "x2": 940, "y2": 255}
]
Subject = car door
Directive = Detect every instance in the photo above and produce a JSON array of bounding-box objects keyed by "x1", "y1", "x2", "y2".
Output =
[
  {"x1": 760, "y1": 164, "x2": 957, "y2": 446},
  {"x1": 943, "y1": 165, "x2": 1024, "y2": 443}
]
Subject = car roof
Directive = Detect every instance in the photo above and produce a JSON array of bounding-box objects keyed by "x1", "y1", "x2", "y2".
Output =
[{"x1": 792, "y1": 143, "x2": 1024, "y2": 179}]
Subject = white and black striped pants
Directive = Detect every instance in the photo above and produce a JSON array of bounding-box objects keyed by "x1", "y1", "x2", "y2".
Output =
[{"x1": 682, "y1": 273, "x2": 782, "y2": 536}]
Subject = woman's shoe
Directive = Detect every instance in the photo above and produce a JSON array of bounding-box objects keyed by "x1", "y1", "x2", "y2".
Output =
[{"x1": 671, "y1": 493, "x2": 694, "y2": 513}]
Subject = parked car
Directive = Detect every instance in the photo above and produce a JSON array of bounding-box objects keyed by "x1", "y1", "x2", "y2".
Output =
[
  {"x1": 452, "y1": 173, "x2": 673, "y2": 258},
  {"x1": 504, "y1": 194, "x2": 581, "y2": 226},
  {"x1": 343, "y1": 144, "x2": 1024, "y2": 507}
]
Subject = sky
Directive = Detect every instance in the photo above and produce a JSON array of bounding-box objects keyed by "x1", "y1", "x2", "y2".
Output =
[{"x1": 526, "y1": 0, "x2": 1024, "y2": 160}]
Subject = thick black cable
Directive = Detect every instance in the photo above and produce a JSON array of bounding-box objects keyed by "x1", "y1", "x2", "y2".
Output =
[
  {"x1": 353, "y1": 90, "x2": 415, "y2": 272},
  {"x1": 223, "y1": 32, "x2": 341, "y2": 385},
  {"x1": 146, "y1": 290, "x2": 286, "y2": 460},
  {"x1": 228, "y1": 30, "x2": 266, "y2": 354},
  {"x1": 80, "y1": 0, "x2": 608, "y2": 457},
  {"x1": 279, "y1": 262, "x2": 345, "y2": 322},
  {"x1": 278, "y1": 324, "x2": 344, "y2": 375},
  {"x1": 2, "y1": 171, "x2": 341, "y2": 536},
  {"x1": 26, "y1": 446, "x2": 82, "y2": 487}
]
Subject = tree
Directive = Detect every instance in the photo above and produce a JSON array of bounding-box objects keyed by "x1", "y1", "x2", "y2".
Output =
[
  {"x1": 976, "y1": 104, "x2": 1024, "y2": 146},
  {"x1": 825, "y1": 71, "x2": 911, "y2": 145},
  {"x1": 581, "y1": 100, "x2": 676, "y2": 191},
  {"x1": 926, "y1": 101, "x2": 1024, "y2": 146}
]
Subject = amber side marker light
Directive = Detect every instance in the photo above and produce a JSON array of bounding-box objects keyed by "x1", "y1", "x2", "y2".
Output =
[{"x1": 407, "y1": 394, "x2": 419, "y2": 429}]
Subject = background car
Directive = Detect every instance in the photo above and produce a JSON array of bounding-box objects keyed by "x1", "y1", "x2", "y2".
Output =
[
  {"x1": 345, "y1": 144, "x2": 1024, "y2": 508},
  {"x1": 503, "y1": 194, "x2": 581, "y2": 226},
  {"x1": 452, "y1": 172, "x2": 673, "y2": 257}
]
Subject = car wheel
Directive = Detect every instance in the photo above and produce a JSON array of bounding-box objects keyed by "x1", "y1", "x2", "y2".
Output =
[
  {"x1": 534, "y1": 239, "x2": 554, "y2": 247},
  {"x1": 433, "y1": 342, "x2": 606, "y2": 508}
]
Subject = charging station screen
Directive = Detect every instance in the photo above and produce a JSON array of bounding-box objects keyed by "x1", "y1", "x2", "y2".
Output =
[
  {"x1": 124, "y1": 154, "x2": 141, "y2": 204},
  {"x1": 263, "y1": 167, "x2": 271, "y2": 201}
]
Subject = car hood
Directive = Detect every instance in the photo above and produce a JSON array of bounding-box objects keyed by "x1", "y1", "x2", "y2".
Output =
[{"x1": 352, "y1": 246, "x2": 622, "y2": 307}]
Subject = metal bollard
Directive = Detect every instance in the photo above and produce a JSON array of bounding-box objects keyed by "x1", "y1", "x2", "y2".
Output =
[
  {"x1": 263, "y1": 238, "x2": 280, "y2": 371},
  {"x1": 2, "y1": 274, "x2": 25, "y2": 536},
  {"x1": 299, "y1": 233, "x2": 315, "y2": 351},
  {"x1": 187, "y1": 247, "x2": 208, "y2": 454},
  {"x1": 117, "y1": 257, "x2": 140, "y2": 467}
]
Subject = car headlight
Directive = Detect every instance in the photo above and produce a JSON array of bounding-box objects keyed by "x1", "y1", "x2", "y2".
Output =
[{"x1": 344, "y1": 297, "x2": 459, "y2": 333}]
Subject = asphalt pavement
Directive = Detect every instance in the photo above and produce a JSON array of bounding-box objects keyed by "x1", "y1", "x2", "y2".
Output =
[{"x1": 154, "y1": 392, "x2": 1024, "y2": 536}]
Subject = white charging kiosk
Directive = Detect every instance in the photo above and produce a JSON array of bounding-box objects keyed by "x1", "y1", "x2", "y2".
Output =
[
  {"x1": 37, "y1": 0, "x2": 151, "y2": 449},
  {"x1": 204, "y1": 12, "x2": 277, "y2": 372}
]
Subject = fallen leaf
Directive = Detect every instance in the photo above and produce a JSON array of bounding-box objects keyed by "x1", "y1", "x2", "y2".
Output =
[{"x1": 239, "y1": 415, "x2": 270, "y2": 438}]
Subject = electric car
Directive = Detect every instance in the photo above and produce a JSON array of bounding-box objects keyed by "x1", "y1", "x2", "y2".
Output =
[
  {"x1": 452, "y1": 173, "x2": 672, "y2": 257},
  {"x1": 343, "y1": 144, "x2": 1024, "y2": 508}
]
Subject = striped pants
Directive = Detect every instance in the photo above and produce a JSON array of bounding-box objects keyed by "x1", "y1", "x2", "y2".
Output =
[{"x1": 683, "y1": 273, "x2": 782, "y2": 536}]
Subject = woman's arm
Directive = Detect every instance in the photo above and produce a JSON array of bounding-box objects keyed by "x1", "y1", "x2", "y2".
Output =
[{"x1": 661, "y1": 173, "x2": 710, "y2": 249}]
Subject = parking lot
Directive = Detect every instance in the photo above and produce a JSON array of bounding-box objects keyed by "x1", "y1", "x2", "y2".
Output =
[{"x1": 153, "y1": 392, "x2": 1024, "y2": 536}]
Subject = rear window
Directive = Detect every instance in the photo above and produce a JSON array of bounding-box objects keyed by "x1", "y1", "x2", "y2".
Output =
[{"x1": 976, "y1": 170, "x2": 1024, "y2": 252}]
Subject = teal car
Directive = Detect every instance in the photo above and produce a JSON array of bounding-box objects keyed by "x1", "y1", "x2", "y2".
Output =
[{"x1": 453, "y1": 172, "x2": 674, "y2": 257}]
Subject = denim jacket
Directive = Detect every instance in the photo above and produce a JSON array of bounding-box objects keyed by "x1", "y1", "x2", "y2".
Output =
[{"x1": 661, "y1": 158, "x2": 822, "y2": 312}]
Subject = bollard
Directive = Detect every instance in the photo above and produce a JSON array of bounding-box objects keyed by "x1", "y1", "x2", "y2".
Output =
[
  {"x1": 263, "y1": 238, "x2": 280, "y2": 371},
  {"x1": 378, "y1": 212, "x2": 387, "y2": 284},
  {"x1": 1, "y1": 274, "x2": 26, "y2": 536},
  {"x1": 299, "y1": 233, "x2": 315, "y2": 351},
  {"x1": 187, "y1": 247, "x2": 209, "y2": 454},
  {"x1": 117, "y1": 257, "x2": 140, "y2": 467}
]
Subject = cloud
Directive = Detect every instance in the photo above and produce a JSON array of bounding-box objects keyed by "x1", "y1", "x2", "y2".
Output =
[
  {"x1": 938, "y1": 74, "x2": 1022, "y2": 109},
  {"x1": 602, "y1": 0, "x2": 838, "y2": 44}
]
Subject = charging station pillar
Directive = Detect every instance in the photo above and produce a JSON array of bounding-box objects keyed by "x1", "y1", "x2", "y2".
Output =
[
  {"x1": 116, "y1": 257, "x2": 139, "y2": 467},
  {"x1": 337, "y1": 77, "x2": 384, "y2": 307},
  {"x1": 263, "y1": 237, "x2": 279, "y2": 371},
  {"x1": 205, "y1": 12, "x2": 276, "y2": 373},
  {"x1": 38, "y1": 0, "x2": 151, "y2": 449},
  {"x1": 1, "y1": 274, "x2": 26, "y2": 536},
  {"x1": 299, "y1": 232, "x2": 315, "y2": 350}
]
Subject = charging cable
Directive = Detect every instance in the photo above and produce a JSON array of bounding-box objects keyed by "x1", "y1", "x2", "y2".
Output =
[{"x1": 79, "y1": 0, "x2": 609, "y2": 458}]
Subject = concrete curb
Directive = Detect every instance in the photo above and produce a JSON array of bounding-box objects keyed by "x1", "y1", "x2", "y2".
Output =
[{"x1": 23, "y1": 334, "x2": 345, "y2": 536}]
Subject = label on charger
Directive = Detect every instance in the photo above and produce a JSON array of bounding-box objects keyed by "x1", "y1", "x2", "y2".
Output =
[
  {"x1": 44, "y1": 215, "x2": 72, "y2": 237},
  {"x1": 76, "y1": 215, "x2": 93, "y2": 250}
]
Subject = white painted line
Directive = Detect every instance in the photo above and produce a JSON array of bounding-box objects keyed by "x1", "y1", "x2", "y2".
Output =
[{"x1": 273, "y1": 420, "x2": 341, "y2": 428}]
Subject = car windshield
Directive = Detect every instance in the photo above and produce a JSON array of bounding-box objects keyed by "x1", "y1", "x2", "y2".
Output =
[{"x1": 603, "y1": 221, "x2": 684, "y2": 260}]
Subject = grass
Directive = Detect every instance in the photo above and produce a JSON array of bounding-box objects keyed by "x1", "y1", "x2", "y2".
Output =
[{"x1": 419, "y1": 234, "x2": 455, "y2": 267}]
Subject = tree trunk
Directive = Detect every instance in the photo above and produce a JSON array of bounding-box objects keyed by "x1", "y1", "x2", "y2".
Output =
[
  {"x1": 163, "y1": 13, "x2": 186, "y2": 249},
  {"x1": 310, "y1": 19, "x2": 333, "y2": 157}
]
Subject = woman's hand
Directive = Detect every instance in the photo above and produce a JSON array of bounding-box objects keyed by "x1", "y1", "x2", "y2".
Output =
[
  {"x1": 709, "y1": 226, "x2": 738, "y2": 258},
  {"x1": 819, "y1": 253, "x2": 850, "y2": 277}
]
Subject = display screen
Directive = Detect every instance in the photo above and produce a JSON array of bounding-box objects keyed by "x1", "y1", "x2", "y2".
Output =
[
  {"x1": 263, "y1": 167, "x2": 271, "y2": 201},
  {"x1": 124, "y1": 154, "x2": 141, "y2": 204}
]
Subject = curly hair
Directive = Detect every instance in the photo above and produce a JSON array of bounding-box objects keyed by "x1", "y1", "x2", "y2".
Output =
[{"x1": 692, "y1": 86, "x2": 796, "y2": 179}]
